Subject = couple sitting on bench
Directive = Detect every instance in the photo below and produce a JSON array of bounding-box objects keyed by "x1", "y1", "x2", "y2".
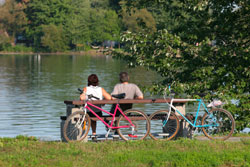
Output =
[{"x1": 79, "y1": 72, "x2": 143, "y2": 136}]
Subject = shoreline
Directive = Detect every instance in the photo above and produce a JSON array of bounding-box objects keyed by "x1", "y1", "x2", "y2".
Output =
[
  {"x1": 1, "y1": 135, "x2": 249, "y2": 142},
  {"x1": 0, "y1": 49, "x2": 110, "y2": 56}
]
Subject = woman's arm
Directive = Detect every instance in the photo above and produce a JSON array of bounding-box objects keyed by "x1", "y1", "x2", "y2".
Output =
[
  {"x1": 102, "y1": 88, "x2": 112, "y2": 100},
  {"x1": 80, "y1": 87, "x2": 87, "y2": 100}
]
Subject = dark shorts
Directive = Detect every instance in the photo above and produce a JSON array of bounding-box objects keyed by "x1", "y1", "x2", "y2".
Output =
[
  {"x1": 87, "y1": 111, "x2": 102, "y2": 117},
  {"x1": 87, "y1": 104, "x2": 103, "y2": 117}
]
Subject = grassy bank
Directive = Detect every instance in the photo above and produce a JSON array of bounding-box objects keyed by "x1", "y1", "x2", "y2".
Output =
[{"x1": 0, "y1": 136, "x2": 250, "y2": 167}]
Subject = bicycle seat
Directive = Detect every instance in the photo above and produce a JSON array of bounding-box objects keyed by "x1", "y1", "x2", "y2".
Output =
[{"x1": 112, "y1": 93, "x2": 126, "y2": 99}]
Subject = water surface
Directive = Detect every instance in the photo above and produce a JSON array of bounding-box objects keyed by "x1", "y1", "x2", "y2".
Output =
[{"x1": 0, "y1": 54, "x2": 164, "y2": 140}]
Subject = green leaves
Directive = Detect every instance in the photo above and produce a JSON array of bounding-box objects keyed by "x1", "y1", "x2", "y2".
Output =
[
  {"x1": 114, "y1": 0, "x2": 250, "y2": 131},
  {"x1": 89, "y1": 9, "x2": 121, "y2": 43},
  {"x1": 40, "y1": 24, "x2": 69, "y2": 52},
  {"x1": 22, "y1": 0, "x2": 121, "y2": 51}
]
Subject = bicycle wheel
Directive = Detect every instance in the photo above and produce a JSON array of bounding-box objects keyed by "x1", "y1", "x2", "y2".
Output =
[
  {"x1": 63, "y1": 111, "x2": 91, "y2": 142},
  {"x1": 149, "y1": 110, "x2": 180, "y2": 140},
  {"x1": 202, "y1": 108, "x2": 235, "y2": 140},
  {"x1": 117, "y1": 110, "x2": 150, "y2": 141}
]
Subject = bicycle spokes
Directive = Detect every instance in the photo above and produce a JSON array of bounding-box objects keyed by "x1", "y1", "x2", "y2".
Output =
[
  {"x1": 149, "y1": 110, "x2": 179, "y2": 140},
  {"x1": 117, "y1": 110, "x2": 150, "y2": 141},
  {"x1": 63, "y1": 111, "x2": 91, "y2": 142},
  {"x1": 202, "y1": 108, "x2": 235, "y2": 140}
]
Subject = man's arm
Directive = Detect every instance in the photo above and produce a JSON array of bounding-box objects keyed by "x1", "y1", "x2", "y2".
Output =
[
  {"x1": 136, "y1": 95, "x2": 143, "y2": 99},
  {"x1": 135, "y1": 85, "x2": 143, "y2": 99}
]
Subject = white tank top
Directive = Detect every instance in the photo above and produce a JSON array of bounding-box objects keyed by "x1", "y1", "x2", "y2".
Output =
[{"x1": 86, "y1": 86, "x2": 103, "y2": 100}]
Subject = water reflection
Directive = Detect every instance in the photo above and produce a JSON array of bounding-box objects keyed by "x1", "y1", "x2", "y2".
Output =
[{"x1": 0, "y1": 54, "x2": 163, "y2": 140}]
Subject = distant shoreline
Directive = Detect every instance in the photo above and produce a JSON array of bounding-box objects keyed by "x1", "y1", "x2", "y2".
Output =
[{"x1": 0, "y1": 49, "x2": 110, "y2": 56}]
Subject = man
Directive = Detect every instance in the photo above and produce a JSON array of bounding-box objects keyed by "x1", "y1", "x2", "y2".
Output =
[
  {"x1": 111, "y1": 72, "x2": 143, "y2": 114},
  {"x1": 106, "y1": 72, "x2": 143, "y2": 134}
]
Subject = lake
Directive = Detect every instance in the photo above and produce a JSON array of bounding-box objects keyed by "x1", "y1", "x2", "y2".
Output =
[{"x1": 0, "y1": 54, "x2": 167, "y2": 141}]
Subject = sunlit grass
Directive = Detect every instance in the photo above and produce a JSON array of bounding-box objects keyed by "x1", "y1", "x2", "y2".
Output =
[{"x1": 0, "y1": 136, "x2": 250, "y2": 167}]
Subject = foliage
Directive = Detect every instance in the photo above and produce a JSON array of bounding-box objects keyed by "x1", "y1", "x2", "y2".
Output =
[
  {"x1": 0, "y1": 0, "x2": 27, "y2": 45},
  {"x1": 64, "y1": 0, "x2": 91, "y2": 49},
  {"x1": 146, "y1": 2, "x2": 188, "y2": 32},
  {"x1": 1, "y1": 137, "x2": 250, "y2": 167},
  {"x1": 90, "y1": 0, "x2": 110, "y2": 9},
  {"x1": 25, "y1": 0, "x2": 71, "y2": 28},
  {"x1": 22, "y1": 0, "x2": 121, "y2": 51},
  {"x1": 0, "y1": 32, "x2": 11, "y2": 50},
  {"x1": 121, "y1": 7, "x2": 156, "y2": 33},
  {"x1": 89, "y1": 9, "x2": 121, "y2": 43},
  {"x1": 40, "y1": 24, "x2": 69, "y2": 52},
  {"x1": 113, "y1": 0, "x2": 250, "y2": 131},
  {"x1": 24, "y1": 0, "x2": 72, "y2": 50},
  {"x1": 2, "y1": 44, "x2": 34, "y2": 52}
]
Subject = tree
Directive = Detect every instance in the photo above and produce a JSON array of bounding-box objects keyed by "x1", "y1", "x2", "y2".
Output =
[
  {"x1": 121, "y1": 7, "x2": 156, "y2": 33},
  {"x1": 0, "y1": 30, "x2": 10, "y2": 50},
  {"x1": 89, "y1": 9, "x2": 121, "y2": 44},
  {"x1": 24, "y1": 0, "x2": 120, "y2": 50},
  {"x1": 0, "y1": 0, "x2": 27, "y2": 46},
  {"x1": 113, "y1": 0, "x2": 250, "y2": 131},
  {"x1": 64, "y1": 0, "x2": 91, "y2": 49},
  {"x1": 25, "y1": 0, "x2": 72, "y2": 49},
  {"x1": 40, "y1": 24, "x2": 69, "y2": 52},
  {"x1": 90, "y1": 0, "x2": 110, "y2": 9}
]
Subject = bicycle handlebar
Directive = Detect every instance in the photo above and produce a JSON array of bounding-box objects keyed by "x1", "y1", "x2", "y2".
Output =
[
  {"x1": 78, "y1": 88, "x2": 83, "y2": 94},
  {"x1": 87, "y1": 94, "x2": 100, "y2": 100}
]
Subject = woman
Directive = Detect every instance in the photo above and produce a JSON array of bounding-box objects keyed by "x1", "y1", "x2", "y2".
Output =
[{"x1": 80, "y1": 74, "x2": 111, "y2": 136}]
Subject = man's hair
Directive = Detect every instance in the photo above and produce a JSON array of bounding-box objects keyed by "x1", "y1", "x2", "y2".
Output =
[
  {"x1": 88, "y1": 74, "x2": 99, "y2": 86},
  {"x1": 119, "y1": 72, "x2": 129, "y2": 83}
]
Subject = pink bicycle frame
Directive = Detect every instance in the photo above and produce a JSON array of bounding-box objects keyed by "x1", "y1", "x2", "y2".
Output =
[{"x1": 85, "y1": 102, "x2": 135, "y2": 129}]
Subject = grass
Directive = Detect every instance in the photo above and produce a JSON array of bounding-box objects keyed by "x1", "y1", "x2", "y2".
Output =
[
  {"x1": 0, "y1": 136, "x2": 250, "y2": 167},
  {"x1": 232, "y1": 133, "x2": 250, "y2": 137}
]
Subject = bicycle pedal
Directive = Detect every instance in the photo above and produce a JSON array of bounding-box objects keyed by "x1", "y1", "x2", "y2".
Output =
[{"x1": 128, "y1": 134, "x2": 138, "y2": 138}]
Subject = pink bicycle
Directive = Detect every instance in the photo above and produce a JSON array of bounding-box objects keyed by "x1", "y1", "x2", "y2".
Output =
[{"x1": 63, "y1": 89, "x2": 150, "y2": 142}]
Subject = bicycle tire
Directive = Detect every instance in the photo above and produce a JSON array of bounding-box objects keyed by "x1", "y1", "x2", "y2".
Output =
[
  {"x1": 117, "y1": 110, "x2": 150, "y2": 141},
  {"x1": 202, "y1": 108, "x2": 235, "y2": 140},
  {"x1": 63, "y1": 111, "x2": 91, "y2": 142},
  {"x1": 149, "y1": 110, "x2": 180, "y2": 140}
]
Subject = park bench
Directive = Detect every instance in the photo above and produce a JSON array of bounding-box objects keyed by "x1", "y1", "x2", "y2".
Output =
[{"x1": 61, "y1": 99, "x2": 192, "y2": 142}]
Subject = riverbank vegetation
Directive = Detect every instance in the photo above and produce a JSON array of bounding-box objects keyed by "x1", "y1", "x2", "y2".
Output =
[{"x1": 1, "y1": 136, "x2": 250, "y2": 167}]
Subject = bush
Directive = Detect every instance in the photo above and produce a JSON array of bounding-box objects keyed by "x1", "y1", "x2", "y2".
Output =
[
  {"x1": 3, "y1": 44, "x2": 34, "y2": 52},
  {"x1": 0, "y1": 33, "x2": 11, "y2": 51}
]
